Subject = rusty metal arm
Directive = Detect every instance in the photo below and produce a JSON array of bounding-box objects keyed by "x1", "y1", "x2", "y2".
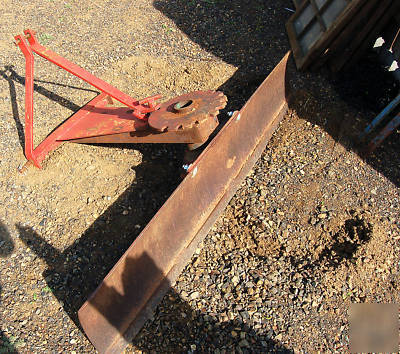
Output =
[{"x1": 78, "y1": 52, "x2": 290, "y2": 354}]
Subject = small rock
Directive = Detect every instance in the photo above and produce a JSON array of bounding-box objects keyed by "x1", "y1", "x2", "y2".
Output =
[
  {"x1": 239, "y1": 339, "x2": 249, "y2": 347},
  {"x1": 260, "y1": 189, "x2": 267, "y2": 197},
  {"x1": 190, "y1": 291, "x2": 200, "y2": 300}
]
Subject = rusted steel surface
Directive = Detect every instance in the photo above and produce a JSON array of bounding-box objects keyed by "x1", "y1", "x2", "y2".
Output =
[
  {"x1": 66, "y1": 114, "x2": 219, "y2": 145},
  {"x1": 78, "y1": 52, "x2": 290, "y2": 354},
  {"x1": 67, "y1": 91, "x2": 226, "y2": 145},
  {"x1": 148, "y1": 90, "x2": 227, "y2": 131}
]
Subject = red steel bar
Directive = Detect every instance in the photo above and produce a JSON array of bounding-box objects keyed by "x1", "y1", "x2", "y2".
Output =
[
  {"x1": 23, "y1": 29, "x2": 160, "y2": 120},
  {"x1": 29, "y1": 93, "x2": 149, "y2": 167},
  {"x1": 14, "y1": 34, "x2": 39, "y2": 168}
]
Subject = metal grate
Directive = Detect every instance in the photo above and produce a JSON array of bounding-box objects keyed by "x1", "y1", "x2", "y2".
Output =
[{"x1": 286, "y1": 0, "x2": 364, "y2": 70}]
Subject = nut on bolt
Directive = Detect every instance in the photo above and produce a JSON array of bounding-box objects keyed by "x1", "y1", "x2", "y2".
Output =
[{"x1": 182, "y1": 163, "x2": 192, "y2": 172}]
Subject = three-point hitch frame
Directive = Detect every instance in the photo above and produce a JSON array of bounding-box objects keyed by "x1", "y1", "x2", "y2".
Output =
[{"x1": 14, "y1": 29, "x2": 226, "y2": 171}]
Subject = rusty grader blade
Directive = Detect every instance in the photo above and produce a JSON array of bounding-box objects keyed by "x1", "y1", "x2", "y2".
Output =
[{"x1": 78, "y1": 52, "x2": 291, "y2": 353}]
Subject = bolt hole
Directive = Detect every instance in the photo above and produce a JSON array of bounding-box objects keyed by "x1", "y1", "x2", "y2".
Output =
[
  {"x1": 173, "y1": 100, "x2": 194, "y2": 113},
  {"x1": 175, "y1": 100, "x2": 193, "y2": 110},
  {"x1": 194, "y1": 120, "x2": 200, "y2": 125},
  {"x1": 177, "y1": 125, "x2": 184, "y2": 130}
]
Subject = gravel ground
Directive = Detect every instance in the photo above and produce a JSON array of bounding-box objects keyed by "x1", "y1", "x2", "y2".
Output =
[{"x1": 0, "y1": 0, "x2": 399, "y2": 353}]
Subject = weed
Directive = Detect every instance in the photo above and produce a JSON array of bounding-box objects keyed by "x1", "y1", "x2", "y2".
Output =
[
  {"x1": 162, "y1": 24, "x2": 175, "y2": 33},
  {"x1": 42, "y1": 286, "x2": 52, "y2": 294},
  {"x1": 0, "y1": 333, "x2": 25, "y2": 353},
  {"x1": 38, "y1": 33, "x2": 53, "y2": 45}
]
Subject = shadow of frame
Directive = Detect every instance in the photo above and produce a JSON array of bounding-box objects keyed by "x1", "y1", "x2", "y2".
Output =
[
  {"x1": 0, "y1": 221, "x2": 16, "y2": 353},
  {"x1": 0, "y1": 65, "x2": 99, "y2": 151},
  {"x1": 17, "y1": 221, "x2": 291, "y2": 353}
]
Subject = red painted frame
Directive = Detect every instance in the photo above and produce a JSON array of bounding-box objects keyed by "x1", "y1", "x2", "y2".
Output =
[{"x1": 14, "y1": 29, "x2": 161, "y2": 169}]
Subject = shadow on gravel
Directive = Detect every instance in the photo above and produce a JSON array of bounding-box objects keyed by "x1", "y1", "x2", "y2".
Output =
[
  {"x1": 317, "y1": 216, "x2": 373, "y2": 268},
  {"x1": 0, "y1": 221, "x2": 16, "y2": 353},
  {"x1": 289, "y1": 214, "x2": 373, "y2": 273},
  {"x1": 15, "y1": 143, "x2": 183, "y2": 327},
  {"x1": 16, "y1": 224, "x2": 291, "y2": 352},
  {"x1": 154, "y1": 0, "x2": 291, "y2": 115},
  {"x1": 319, "y1": 54, "x2": 400, "y2": 188},
  {"x1": 133, "y1": 291, "x2": 292, "y2": 352},
  {"x1": 153, "y1": 0, "x2": 400, "y2": 187},
  {"x1": 127, "y1": 254, "x2": 290, "y2": 353},
  {"x1": 0, "y1": 65, "x2": 98, "y2": 151}
]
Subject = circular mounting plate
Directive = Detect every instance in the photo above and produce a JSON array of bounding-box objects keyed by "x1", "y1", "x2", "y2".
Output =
[{"x1": 148, "y1": 90, "x2": 227, "y2": 132}]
